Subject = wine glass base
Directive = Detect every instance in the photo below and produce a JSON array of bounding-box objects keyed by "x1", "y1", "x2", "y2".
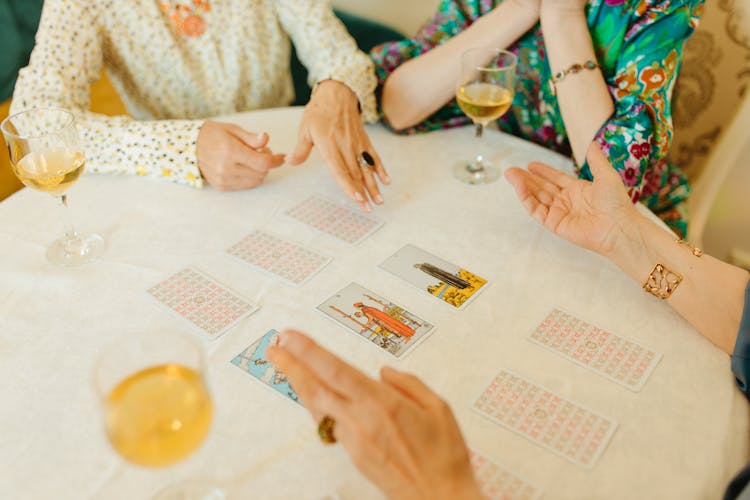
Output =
[
  {"x1": 46, "y1": 232, "x2": 105, "y2": 266},
  {"x1": 153, "y1": 480, "x2": 226, "y2": 500},
  {"x1": 453, "y1": 162, "x2": 501, "y2": 185}
]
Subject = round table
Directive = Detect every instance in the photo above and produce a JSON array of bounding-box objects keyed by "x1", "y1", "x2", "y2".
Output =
[{"x1": 0, "y1": 107, "x2": 746, "y2": 500}]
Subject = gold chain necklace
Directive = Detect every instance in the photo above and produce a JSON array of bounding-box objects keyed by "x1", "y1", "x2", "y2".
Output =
[{"x1": 160, "y1": 0, "x2": 211, "y2": 38}]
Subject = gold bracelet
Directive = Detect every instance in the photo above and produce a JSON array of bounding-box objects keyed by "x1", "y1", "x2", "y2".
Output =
[
  {"x1": 675, "y1": 239, "x2": 704, "y2": 257},
  {"x1": 549, "y1": 60, "x2": 599, "y2": 96},
  {"x1": 643, "y1": 263, "x2": 683, "y2": 299}
]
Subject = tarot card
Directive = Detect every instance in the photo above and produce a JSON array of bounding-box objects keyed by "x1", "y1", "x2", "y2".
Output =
[
  {"x1": 379, "y1": 244, "x2": 488, "y2": 310},
  {"x1": 469, "y1": 449, "x2": 542, "y2": 500},
  {"x1": 231, "y1": 329, "x2": 300, "y2": 404},
  {"x1": 226, "y1": 230, "x2": 331, "y2": 286},
  {"x1": 472, "y1": 370, "x2": 617, "y2": 469},
  {"x1": 284, "y1": 194, "x2": 383, "y2": 244},
  {"x1": 147, "y1": 268, "x2": 257, "y2": 339},
  {"x1": 528, "y1": 309, "x2": 662, "y2": 392},
  {"x1": 317, "y1": 282, "x2": 435, "y2": 359}
]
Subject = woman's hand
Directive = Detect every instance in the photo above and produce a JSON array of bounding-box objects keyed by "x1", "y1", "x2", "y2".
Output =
[
  {"x1": 504, "y1": 143, "x2": 639, "y2": 258},
  {"x1": 268, "y1": 330, "x2": 483, "y2": 500},
  {"x1": 287, "y1": 80, "x2": 390, "y2": 213},
  {"x1": 196, "y1": 121, "x2": 285, "y2": 191}
]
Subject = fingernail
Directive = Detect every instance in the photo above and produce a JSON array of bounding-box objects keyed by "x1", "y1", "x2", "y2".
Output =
[
  {"x1": 363, "y1": 203, "x2": 372, "y2": 213},
  {"x1": 375, "y1": 194, "x2": 384, "y2": 204},
  {"x1": 384, "y1": 175, "x2": 392, "y2": 185},
  {"x1": 354, "y1": 192, "x2": 364, "y2": 202}
]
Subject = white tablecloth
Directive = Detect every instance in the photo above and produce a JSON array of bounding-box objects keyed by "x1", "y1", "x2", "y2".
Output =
[{"x1": 1, "y1": 107, "x2": 747, "y2": 500}]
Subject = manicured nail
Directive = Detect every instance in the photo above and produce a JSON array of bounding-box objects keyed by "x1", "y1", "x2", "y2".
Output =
[
  {"x1": 363, "y1": 203, "x2": 372, "y2": 213},
  {"x1": 354, "y1": 192, "x2": 364, "y2": 202},
  {"x1": 375, "y1": 194, "x2": 384, "y2": 204},
  {"x1": 384, "y1": 175, "x2": 392, "y2": 184}
]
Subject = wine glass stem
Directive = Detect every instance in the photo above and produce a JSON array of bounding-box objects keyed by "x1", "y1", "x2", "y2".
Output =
[
  {"x1": 469, "y1": 123, "x2": 485, "y2": 173},
  {"x1": 57, "y1": 194, "x2": 78, "y2": 241}
]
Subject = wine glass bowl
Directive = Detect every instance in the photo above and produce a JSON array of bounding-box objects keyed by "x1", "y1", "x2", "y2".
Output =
[
  {"x1": 454, "y1": 48, "x2": 517, "y2": 185},
  {"x1": 95, "y1": 331, "x2": 213, "y2": 468},
  {"x1": 1, "y1": 107, "x2": 104, "y2": 265}
]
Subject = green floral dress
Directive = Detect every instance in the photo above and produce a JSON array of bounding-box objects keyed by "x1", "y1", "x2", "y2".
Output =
[{"x1": 371, "y1": 0, "x2": 704, "y2": 236}]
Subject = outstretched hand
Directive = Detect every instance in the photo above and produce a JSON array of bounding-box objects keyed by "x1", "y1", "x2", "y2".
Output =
[
  {"x1": 286, "y1": 80, "x2": 390, "y2": 212},
  {"x1": 268, "y1": 330, "x2": 482, "y2": 500},
  {"x1": 504, "y1": 143, "x2": 637, "y2": 257}
]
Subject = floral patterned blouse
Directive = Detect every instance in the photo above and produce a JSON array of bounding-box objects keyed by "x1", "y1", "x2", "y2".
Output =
[
  {"x1": 371, "y1": 0, "x2": 704, "y2": 235},
  {"x1": 11, "y1": 0, "x2": 377, "y2": 189}
]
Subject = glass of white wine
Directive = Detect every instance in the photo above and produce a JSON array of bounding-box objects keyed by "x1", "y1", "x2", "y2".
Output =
[
  {"x1": 94, "y1": 331, "x2": 223, "y2": 499},
  {"x1": 454, "y1": 48, "x2": 517, "y2": 184},
  {"x1": 1, "y1": 107, "x2": 104, "y2": 265}
]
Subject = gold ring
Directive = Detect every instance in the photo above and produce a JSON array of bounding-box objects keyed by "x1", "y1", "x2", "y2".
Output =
[{"x1": 317, "y1": 415, "x2": 337, "y2": 444}]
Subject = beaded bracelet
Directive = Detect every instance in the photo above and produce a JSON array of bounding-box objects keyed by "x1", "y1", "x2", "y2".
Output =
[{"x1": 549, "y1": 60, "x2": 599, "y2": 96}]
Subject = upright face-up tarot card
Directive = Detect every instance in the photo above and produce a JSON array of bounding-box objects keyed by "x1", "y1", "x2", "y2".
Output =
[
  {"x1": 147, "y1": 268, "x2": 257, "y2": 339},
  {"x1": 317, "y1": 282, "x2": 435, "y2": 359},
  {"x1": 379, "y1": 244, "x2": 488, "y2": 310},
  {"x1": 284, "y1": 195, "x2": 383, "y2": 244},
  {"x1": 472, "y1": 370, "x2": 618, "y2": 469},
  {"x1": 231, "y1": 329, "x2": 300, "y2": 405},
  {"x1": 528, "y1": 309, "x2": 662, "y2": 392},
  {"x1": 226, "y1": 229, "x2": 331, "y2": 286}
]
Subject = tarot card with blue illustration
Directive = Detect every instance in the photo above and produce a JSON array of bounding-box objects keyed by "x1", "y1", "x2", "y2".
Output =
[
  {"x1": 231, "y1": 329, "x2": 300, "y2": 404},
  {"x1": 317, "y1": 282, "x2": 435, "y2": 359}
]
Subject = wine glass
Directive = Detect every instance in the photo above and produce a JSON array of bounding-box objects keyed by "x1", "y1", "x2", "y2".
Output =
[
  {"x1": 454, "y1": 48, "x2": 517, "y2": 184},
  {"x1": 1, "y1": 107, "x2": 104, "y2": 265},
  {"x1": 94, "y1": 331, "x2": 223, "y2": 499}
]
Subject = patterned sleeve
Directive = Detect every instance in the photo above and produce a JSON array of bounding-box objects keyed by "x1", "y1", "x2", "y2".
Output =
[
  {"x1": 273, "y1": 0, "x2": 378, "y2": 123},
  {"x1": 10, "y1": 0, "x2": 204, "y2": 188},
  {"x1": 582, "y1": 0, "x2": 703, "y2": 206}
]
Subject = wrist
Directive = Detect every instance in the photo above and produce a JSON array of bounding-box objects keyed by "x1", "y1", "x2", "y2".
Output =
[
  {"x1": 312, "y1": 79, "x2": 359, "y2": 108},
  {"x1": 604, "y1": 213, "x2": 663, "y2": 283}
]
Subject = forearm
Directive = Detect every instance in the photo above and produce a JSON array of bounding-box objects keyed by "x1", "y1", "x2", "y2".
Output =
[
  {"x1": 540, "y1": 10, "x2": 614, "y2": 165},
  {"x1": 606, "y1": 215, "x2": 750, "y2": 355},
  {"x1": 381, "y1": 2, "x2": 538, "y2": 130}
]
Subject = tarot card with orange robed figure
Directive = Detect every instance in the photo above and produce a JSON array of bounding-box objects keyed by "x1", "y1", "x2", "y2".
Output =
[
  {"x1": 380, "y1": 244, "x2": 488, "y2": 310},
  {"x1": 317, "y1": 283, "x2": 435, "y2": 358}
]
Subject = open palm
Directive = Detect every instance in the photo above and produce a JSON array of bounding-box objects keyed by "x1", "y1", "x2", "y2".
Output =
[{"x1": 504, "y1": 144, "x2": 637, "y2": 256}]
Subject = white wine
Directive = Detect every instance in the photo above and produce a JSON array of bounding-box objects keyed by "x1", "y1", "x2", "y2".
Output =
[
  {"x1": 12, "y1": 149, "x2": 84, "y2": 194},
  {"x1": 105, "y1": 364, "x2": 213, "y2": 467},
  {"x1": 456, "y1": 83, "x2": 513, "y2": 124}
]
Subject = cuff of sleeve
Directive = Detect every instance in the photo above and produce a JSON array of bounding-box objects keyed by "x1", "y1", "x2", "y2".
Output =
[
  {"x1": 731, "y1": 277, "x2": 750, "y2": 398},
  {"x1": 317, "y1": 64, "x2": 378, "y2": 124},
  {"x1": 166, "y1": 120, "x2": 204, "y2": 189}
]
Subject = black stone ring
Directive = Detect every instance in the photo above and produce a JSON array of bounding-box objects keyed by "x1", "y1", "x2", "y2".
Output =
[{"x1": 358, "y1": 151, "x2": 375, "y2": 169}]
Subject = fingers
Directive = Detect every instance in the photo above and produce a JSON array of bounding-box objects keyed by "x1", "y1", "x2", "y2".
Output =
[
  {"x1": 527, "y1": 162, "x2": 574, "y2": 190},
  {"x1": 274, "y1": 330, "x2": 374, "y2": 399},
  {"x1": 230, "y1": 127, "x2": 269, "y2": 150},
  {"x1": 380, "y1": 366, "x2": 444, "y2": 410},
  {"x1": 320, "y1": 142, "x2": 372, "y2": 211},
  {"x1": 360, "y1": 137, "x2": 391, "y2": 186},
  {"x1": 235, "y1": 145, "x2": 285, "y2": 173},
  {"x1": 286, "y1": 129, "x2": 314, "y2": 166},
  {"x1": 266, "y1": 339, "x2": 349, "y2": 420}
]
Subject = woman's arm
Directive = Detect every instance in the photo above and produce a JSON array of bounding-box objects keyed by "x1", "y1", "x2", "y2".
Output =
[
  {"x1": 505, "y1": 144, "x2": 750, "y2": 355},
  {"x1": 12, "y1": 0, "x2": 286, "y2": 190},
  {"x1": 539, "y1": 4, "x2": 613, "y2": 165},
  {"x1": 380, "y1": 0, "x2": 540, "y2": 130}
]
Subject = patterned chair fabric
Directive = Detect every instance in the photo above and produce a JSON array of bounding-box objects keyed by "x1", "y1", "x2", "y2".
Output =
[{"x1": 671, "y1": 0, "x2": 750, "y2": 184}]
